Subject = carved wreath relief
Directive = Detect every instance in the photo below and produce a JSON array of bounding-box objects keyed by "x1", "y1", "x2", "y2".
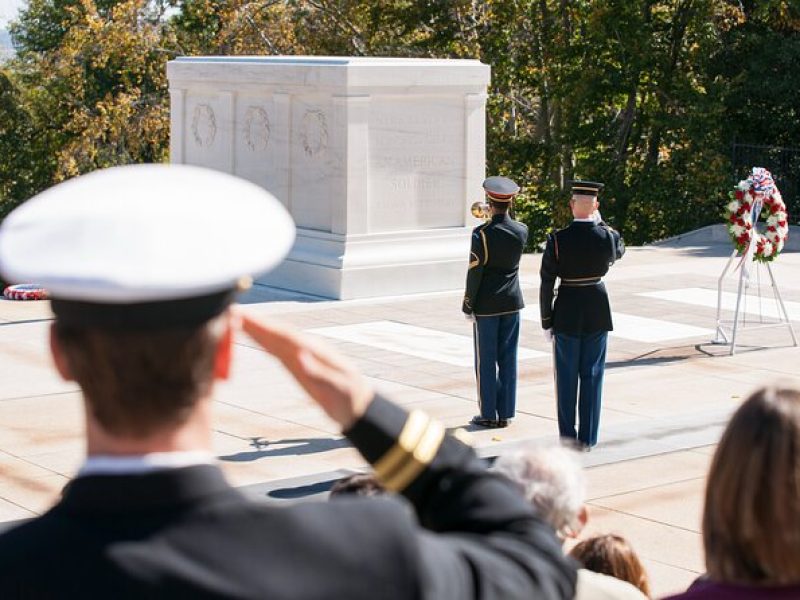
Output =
[
  {"x1": 300, "y1": 110, "x2": 328, "y2": 158},
  {"x1": 191, "y1": 104, "x2": 217, "y2": 148},
  {"x1": 244, "y1": 107, "x2": 270, "y2": 152}
]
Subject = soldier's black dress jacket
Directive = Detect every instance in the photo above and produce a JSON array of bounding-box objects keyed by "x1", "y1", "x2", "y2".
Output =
[
  {"x1": 0, "y1": 396, "x2": 576, "y2": 599},
  {"x1": 539, "y1": 220, "x2": 625, "y2": 334},
  {"x1": 463, "y1": 214, "x2": 529, "y2": 316}
]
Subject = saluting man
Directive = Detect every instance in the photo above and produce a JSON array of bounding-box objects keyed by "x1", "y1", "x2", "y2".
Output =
[
  {"x1": 540, "y1": 180, "x2": 625, "y2": 450},
  {"x1": 0, "y1": 165, "x2": 575, "y2": 599},
  {"x1": 463, "y1": 176, "x2": 529, "y2": 429}
]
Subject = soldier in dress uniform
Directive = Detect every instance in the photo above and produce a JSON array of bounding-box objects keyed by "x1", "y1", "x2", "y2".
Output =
[
  {"x1": 539, "y1": 180, "x2": 625, "y2": 450},
  {"x1": 0, "y1": 165, "x2": 575, "y2": 599},
  {"x1": 463, "y1": 176, "x2": 529, "y2": 429}
]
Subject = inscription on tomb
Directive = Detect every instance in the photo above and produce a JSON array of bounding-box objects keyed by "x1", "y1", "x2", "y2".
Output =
[{"x1": 369, "y1": 103, "x2": 463, "y2": 231}]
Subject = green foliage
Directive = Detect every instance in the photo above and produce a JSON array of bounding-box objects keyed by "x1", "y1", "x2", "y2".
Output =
[
  {"x1": 0, "y1": 69, "x2": 50, "y2": 217},
  {"x1": 710, "y1": 21, "x2": 800, "y2": 148},
  {"x1": 6, "y1": 0, "x2": 176, "y2": 188},
  {"x1": 2, "y1": 0, "x2": 799, "y2": 247}
]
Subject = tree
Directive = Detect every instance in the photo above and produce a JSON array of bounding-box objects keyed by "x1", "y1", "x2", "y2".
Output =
[
  {"x1": 0, "y1": 69, "x2": 51, "y2": 217},
  {"x1": 8, "y1": 0, "x2": 176, "y2": 186},
  {"x1": 2, "y1": 0, "x2": 796, "y2": 242}
]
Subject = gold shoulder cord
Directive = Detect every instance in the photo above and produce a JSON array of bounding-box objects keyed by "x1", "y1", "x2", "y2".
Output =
[{"x1": 373, "y1": 411, "x2": 445, "y2": 492}]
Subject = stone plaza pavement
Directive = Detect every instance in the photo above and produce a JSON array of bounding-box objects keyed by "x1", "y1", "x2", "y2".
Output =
[{"x1": 1, "y1": 227, "x2": 800, "y2": 597}]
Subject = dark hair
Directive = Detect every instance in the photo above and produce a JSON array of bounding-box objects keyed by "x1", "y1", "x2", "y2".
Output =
[
  {"x1": 703, "y1": 386, "x2": 800, "y2": 584},
  {"x1": 329, "y1": 473, "x2": 386, "y2": 498},
  {"x1": 569, "y1": 534, "x2": 650, "y2": 597},
  {"x1": 489, "y1": 199, "x2": 510, "y2": 213},
  {"x1": 53, "y1": 317, "x2": 225, "y2": 437}
]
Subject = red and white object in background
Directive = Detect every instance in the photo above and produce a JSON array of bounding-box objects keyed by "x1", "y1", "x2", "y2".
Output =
[
  {"x1": 3, "y1": 284, "x2": 48, "y2": 301},
  {"x1": 724, "y1": 167, "x2": 789, "y2": 263}
]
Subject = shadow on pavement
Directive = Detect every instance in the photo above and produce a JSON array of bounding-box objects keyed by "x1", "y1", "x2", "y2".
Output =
[
  {"x1": 219, "y1": 437, "x2": 352, "y2": 461},
  {"x1": 266, "y1": 479, "x2": 339, "y2": 500}
]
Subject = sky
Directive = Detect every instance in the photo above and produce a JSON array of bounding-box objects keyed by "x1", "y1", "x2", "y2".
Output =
[{"x1": 0, "y1": 0, "x2": 23, "y2": 27}]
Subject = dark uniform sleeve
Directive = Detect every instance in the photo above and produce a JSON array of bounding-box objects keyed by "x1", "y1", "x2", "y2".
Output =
[
  {"x1": 599, "y1": 222, "x2": 625, "y2": 262},
  {"x1": 462, "y1": 227, "x2": 487, "y2": 314},
  {"x1": 345, "y1": 396, "x2": 576, "y2": 600},
  {"x1": 613, "y1": 229, "x2": 625, "y2": 260},
  {"x1": 539, "y1": 233, "x2": 559, "y2": 329}
]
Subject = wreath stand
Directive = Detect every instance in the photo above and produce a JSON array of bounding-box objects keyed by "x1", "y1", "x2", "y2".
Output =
[{"x1": 713, "y1": 249, "x2": 797, "y2": 355}]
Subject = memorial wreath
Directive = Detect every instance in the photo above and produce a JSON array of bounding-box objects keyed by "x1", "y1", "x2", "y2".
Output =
[
  {"x1": 3, "y1": 284, "x2": 48, "y2": 301},
  {"x1": 724, "y1": 167, "x2": 789, "y2": 263}
]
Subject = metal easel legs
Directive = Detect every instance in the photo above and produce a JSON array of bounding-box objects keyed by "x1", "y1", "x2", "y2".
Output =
[{"x1": 714, "y1": 249, "x2": 798, "y2": 355}]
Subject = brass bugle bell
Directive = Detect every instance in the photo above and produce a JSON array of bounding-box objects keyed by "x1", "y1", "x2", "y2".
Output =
[{"x1": 471, "y1": 201, "x2": 490, "y2": 220}]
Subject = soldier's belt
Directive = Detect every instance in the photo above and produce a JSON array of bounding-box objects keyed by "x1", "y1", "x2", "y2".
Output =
[{"x1": 559, "y1": 276, "x2": 602, "y2": 287}]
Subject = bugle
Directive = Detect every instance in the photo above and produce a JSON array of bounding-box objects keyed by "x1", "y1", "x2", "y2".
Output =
[{"x1": 471, "y1": 201, "x2": 490, "y2": 220}]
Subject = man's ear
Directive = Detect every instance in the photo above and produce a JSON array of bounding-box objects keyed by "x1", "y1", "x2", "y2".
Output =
[
  {"x1": 49, "y1": 324, "x2": 74, "y2": 381},
  {"x1": 213, "y1": 320, "x2": 234, "y2": 381}
]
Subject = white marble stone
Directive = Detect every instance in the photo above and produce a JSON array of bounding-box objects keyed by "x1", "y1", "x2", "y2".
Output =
[
  {"x1": 640, "y1": 287, "x2": 800, "y2": 321},
  {"x1": 609, "y1": 313, "x2": 713, "y2": 343},
  {"x1": 308, "y1": 321, "x2": 547, "y2": 367},
  {"x1": 168, "y1": 56, "x2": 491, "y2": 299},
  {"x1": 520, "y1": 307, "x2": 715, "y2": 343}
]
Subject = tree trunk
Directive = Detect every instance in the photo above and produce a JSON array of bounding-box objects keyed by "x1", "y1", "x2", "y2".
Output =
[{"x1": 644, "y1": 0, "x2": 694, "y2": 171}]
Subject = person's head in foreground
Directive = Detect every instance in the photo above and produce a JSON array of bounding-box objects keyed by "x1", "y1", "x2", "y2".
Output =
[
  {"x1": 703, "y1": 386, "x2": 800, "y2": 585},
  {"x1": 494, "y1": 444, "x2": 649, "y2": 600},
  {"x1": 569, "y1": 534, "x2": 651, "y2": 598},
  {"x1": 493, "y1": 443, "x2": 588, "y2": 540},
  {"x1": 329, "y1": 472, "x2": 386, "y2": 498},
  {"x1": 0, "y1": 165, "x2": 576, "y2": 599},
  {"x1": 0, "y1": 164, "x2": 297, "y2": 452}
]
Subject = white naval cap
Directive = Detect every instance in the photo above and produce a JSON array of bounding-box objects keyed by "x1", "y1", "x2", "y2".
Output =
[{"x1": 0, "y1": 164, "x2": 296, "y2": 329}]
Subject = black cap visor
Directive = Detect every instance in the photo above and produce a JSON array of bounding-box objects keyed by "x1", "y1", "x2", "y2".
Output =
[{"x1": 51, "y1": 289, "x2": 237, "y2": 330}]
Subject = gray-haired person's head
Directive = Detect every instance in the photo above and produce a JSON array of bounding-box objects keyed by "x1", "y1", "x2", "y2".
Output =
[{"x1": 493, "y1": 444, "x2": 587, "y2": 538}]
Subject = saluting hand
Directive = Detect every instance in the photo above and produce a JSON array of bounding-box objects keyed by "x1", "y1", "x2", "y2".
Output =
[{"x1": 236, "y1": 309, "x2": 374, "y2": 430}]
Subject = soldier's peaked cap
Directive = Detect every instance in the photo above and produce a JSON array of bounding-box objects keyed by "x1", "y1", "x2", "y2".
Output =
[
  {"x1": 0, "y1": 164, "x2": 296, "y2": 330},
  {"x1": 568, "y1": 180, "x2": 604, "y2": 196},
  {"x1": 482, "y1": 176, "x2": 520, "y2": 201}
]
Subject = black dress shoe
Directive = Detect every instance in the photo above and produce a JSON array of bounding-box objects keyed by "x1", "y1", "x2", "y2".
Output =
[
  {"x1": 470, "y1": 415, "x2": 498, "y2": 428},
  {"x1": 496, "y1": 419, "x2": 510, "y2": 428}
]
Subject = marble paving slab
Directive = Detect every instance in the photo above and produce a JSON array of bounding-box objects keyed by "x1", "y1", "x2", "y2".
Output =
[
  {"x1": 609, "y1": 313, "x2": 714, "y2": 343},
  {"x1": 640, "y1": 287, "x2": 800, "y2": 321},
  {"x1": 520, "y1": 308, "x2": 714, "y2": 343},
  {"x1": 308, "y1": 320, "x2": 547, "y2": 367}
]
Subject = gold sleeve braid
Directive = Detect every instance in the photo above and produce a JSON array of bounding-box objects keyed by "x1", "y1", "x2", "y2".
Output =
[{"x1": 373, "y1": 410, "x2": 446, "y2": 492}]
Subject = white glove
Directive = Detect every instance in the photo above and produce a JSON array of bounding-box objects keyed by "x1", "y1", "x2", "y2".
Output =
[
  {"x1": 591, "y1": 209, "x2": 603, "y2": 224},
  {"x1": 543, "y1": 328, "x2": 553, "y2": 343},
  {"x1": 464, "y1": 313, "x2": 476, "y2": 323}
]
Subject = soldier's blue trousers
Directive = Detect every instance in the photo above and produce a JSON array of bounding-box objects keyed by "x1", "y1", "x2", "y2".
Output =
[
  {"x1": 473, "y1": 313, "x2": 520, "y2": 420},
  {"x1": 554, "y1": 330, "x2": 608, "y2": 447}
]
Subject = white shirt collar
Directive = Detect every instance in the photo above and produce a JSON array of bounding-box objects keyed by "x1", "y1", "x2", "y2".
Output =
[
  {"x1": 78, "y1": 451, "x2": 216, "y2": 478},
  {"x1": 573, "y1": 217, "x2": 595, "y2": 222}
]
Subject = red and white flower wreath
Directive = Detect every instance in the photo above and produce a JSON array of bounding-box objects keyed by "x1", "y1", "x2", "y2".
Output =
[
  {"x1": 724, "y1": 167, "x2": 789, "y2": 263},
  {"x1": 3, "y1": 284, "x2": 48, "y2": 301}
]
